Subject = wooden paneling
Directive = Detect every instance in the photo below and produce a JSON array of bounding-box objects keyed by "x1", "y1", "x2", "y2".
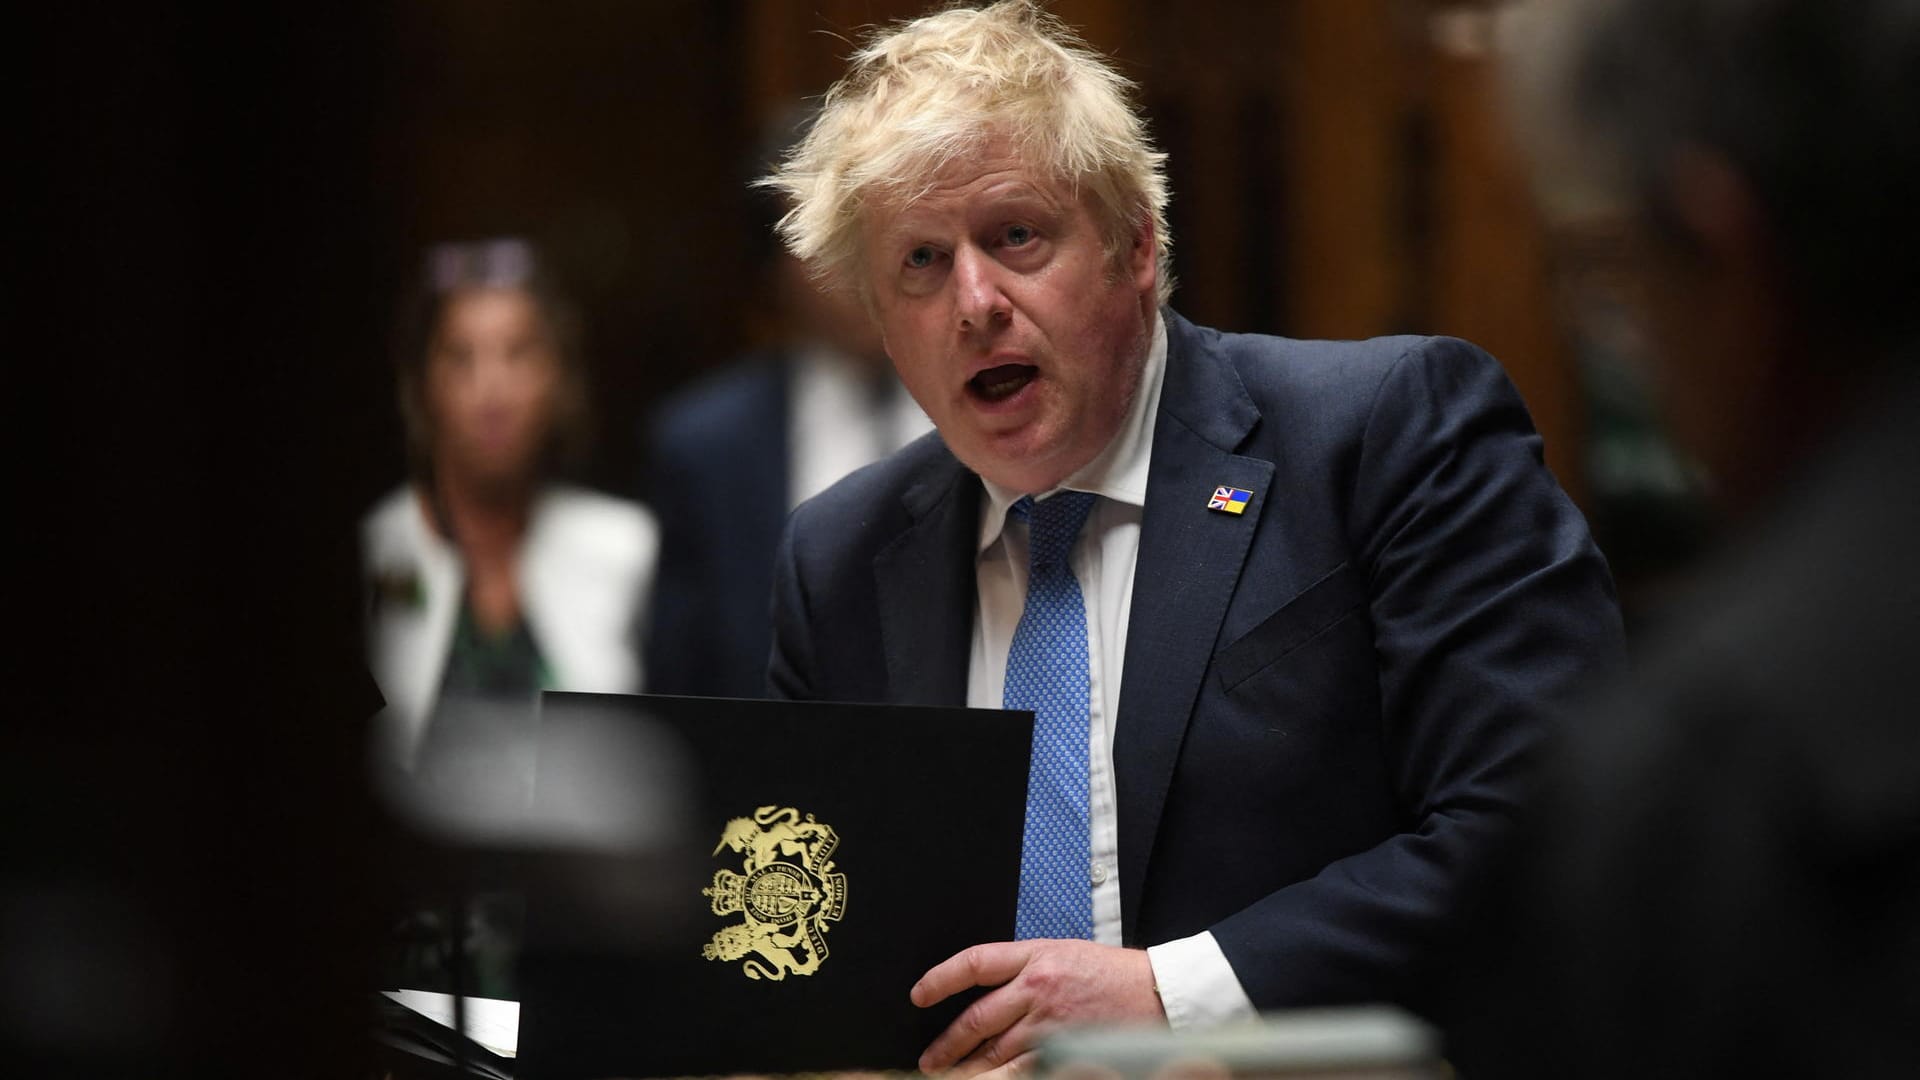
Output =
[
  {"x1": 1273, "y1": 0, "x2": 1409, "y2": 340},
  {"x1": 376, "y1": 0, "x2": 1586, "y2": 502},
  {"x1": 1420, "y1": 4, "x2": 1585, "y2": 499},
  {"x1": 376, "y1": 0, "x2": 749, "y2": 492}
]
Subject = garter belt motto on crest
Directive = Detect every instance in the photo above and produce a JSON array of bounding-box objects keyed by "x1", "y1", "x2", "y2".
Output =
[{"x1": 702, "y1": 805, "x2": 847, "y2": 980}]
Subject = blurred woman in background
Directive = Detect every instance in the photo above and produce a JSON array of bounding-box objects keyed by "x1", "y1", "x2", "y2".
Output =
[
  {"x1": 363, "y1": 238, "x2": 658, "y2": 998},
  {"x1": 363, "y1": 238, "x2": 658, "y2": 782}
]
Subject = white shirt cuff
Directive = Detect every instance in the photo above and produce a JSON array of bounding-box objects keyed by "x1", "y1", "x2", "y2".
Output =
[{"x1": 1145, "y1": 931, "x2": 1258, "y2": 1029}]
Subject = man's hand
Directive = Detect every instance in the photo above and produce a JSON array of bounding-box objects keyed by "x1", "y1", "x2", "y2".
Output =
[{"x1": 911, "y1": 940, "x2": 1166, "y2": 1077}]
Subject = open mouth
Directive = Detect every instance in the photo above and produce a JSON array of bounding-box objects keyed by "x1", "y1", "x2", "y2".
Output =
[{"x1": 967, "y1": 363, "x2": 1037, "y2": 403}]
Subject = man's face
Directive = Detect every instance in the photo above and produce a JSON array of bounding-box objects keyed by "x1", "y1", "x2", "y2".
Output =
[{"x1": 861, "y1": 143, "x2": 1157, "y2": 494}]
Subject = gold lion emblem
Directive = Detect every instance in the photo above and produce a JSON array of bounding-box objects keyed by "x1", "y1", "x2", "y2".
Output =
[{"x1": 702, "y1": 805, "x2": 847, "y2": 980}]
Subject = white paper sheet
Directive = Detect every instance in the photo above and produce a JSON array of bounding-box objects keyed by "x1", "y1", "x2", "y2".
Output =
[{"x1": 381, "y1": 989, "x2": 519, "y2": 1059}]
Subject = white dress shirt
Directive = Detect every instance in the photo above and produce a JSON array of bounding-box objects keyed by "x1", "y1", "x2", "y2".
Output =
[
  {"x1": 965, "y1": 316, "x2": 1258, "y2": 1028},
  {"x1": 788, "y1": 345, "x2": 933, "y2": 510}
]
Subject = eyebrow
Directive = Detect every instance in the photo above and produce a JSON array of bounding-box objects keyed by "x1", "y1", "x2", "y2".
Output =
[{"x1": 881, "y1": 183, "x2": 1065, "y2": 243}]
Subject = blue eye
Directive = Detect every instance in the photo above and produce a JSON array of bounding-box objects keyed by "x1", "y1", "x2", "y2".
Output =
[
  {"x1": 1005, "y1": 224, "x2": 1034, "y2": 246},
  {"x1": 906, "y1": 246, "x2": 935, "y2": 269}
]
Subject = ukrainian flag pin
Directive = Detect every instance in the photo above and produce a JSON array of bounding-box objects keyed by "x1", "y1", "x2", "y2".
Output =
[{"x1": 1207, "y1": 485, "x2": 1253, "y2": 515}]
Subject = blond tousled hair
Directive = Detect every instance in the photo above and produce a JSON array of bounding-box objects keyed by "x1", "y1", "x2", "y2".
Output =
[{"x1": 762, "y1": 0, "x2": 1173, "y2": 304}]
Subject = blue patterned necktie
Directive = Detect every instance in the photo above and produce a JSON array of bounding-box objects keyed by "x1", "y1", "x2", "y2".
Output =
[{"x1": 1004, "y1": 490, "x2": 1099, "y2": 941}]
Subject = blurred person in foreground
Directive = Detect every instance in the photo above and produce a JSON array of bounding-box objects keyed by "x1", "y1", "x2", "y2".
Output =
[
  {"x1": 761, "y1": 2, "x2": 1622, "y2": 1073},
  {"x1": 642, "y1": 108, "x2": 929, "y2": 700},
  {"x1": 1455, "y1": 1, "x2": 1920, "y2": 1074},
  {"x1": 363, "y1": 238, "x2": 659, "y2": 788}
]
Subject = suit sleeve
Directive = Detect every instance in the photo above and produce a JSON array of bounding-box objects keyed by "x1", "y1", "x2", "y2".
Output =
[{"x1": 1210, "y1": 337, "x2": 1625, "y2": 1011}]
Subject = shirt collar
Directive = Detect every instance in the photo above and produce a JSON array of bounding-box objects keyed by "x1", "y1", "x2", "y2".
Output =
[{"x1": 975, "y1": 313, "x2": 1167, "y2": 555}]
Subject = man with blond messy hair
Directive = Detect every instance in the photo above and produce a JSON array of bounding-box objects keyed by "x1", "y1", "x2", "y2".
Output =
[{"x1": 764, "y1": 1, "x2": 1621, "y2": 1071}]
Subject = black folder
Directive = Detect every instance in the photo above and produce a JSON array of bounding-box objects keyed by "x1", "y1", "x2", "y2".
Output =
[{"x1": 515, "y1": 692, "x2": 1033, "y2": 1079}]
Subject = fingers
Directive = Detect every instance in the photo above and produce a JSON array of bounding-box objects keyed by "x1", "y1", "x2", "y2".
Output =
[
  {"x1": 916, "y1": 941, "x2": 1158, "y2": 1076},
  {"x1": 955, "y1": 1047, "x2": 1040, "y2": 1080},
  {"x1": 912, "y1": 941, "x2": 1033, "y2": 1007},
  {"x1": 947, "y1": 1015, "x2": 1047, "y2": 1079},
  {"x1": 918, "y1": 983, "x2": 1030, "y2": 1074}
]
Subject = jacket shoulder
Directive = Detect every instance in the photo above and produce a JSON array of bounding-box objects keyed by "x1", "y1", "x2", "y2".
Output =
[
  {"x1": 1206, "y1": 326, "x2": 1496, "y2": 405},
  {"x1": 361, "y1": 486, "x2": 429, "y2": 564},
  {"x1": 534, "y1": 486, "x2": 661, "y2": 569}
]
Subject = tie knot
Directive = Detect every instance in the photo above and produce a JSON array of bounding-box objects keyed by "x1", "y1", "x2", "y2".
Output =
[{"x1": 1012, "y1": 491, "x2": 1098, "y2": 570}]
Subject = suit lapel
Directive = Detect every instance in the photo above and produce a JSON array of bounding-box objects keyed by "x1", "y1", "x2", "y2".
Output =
[
  {"x1": 875, "y1": 451, "x2": 980, "y2": 706},
  {"x1": 1116, "y1": 311, "x2": 1273, "y2": 943}
]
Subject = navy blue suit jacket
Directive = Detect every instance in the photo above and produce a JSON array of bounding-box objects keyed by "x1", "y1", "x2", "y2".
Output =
[
  {"x1": 768, "y1": 310, "x2": 1624, "y2": 1010},
  {"x1": 642, "y1": 353, "x2": 792, "y2": 699}
]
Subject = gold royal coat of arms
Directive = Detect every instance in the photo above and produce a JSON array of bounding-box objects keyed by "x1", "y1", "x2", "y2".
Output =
[{"x1": 702, "y1": 805, "x2": 847, "y2": 980}]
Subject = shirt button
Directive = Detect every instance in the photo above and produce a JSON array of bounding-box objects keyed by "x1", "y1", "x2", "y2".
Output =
[{"x1": 1090, "y1": 861, "x2": 1109, "y2": 885}]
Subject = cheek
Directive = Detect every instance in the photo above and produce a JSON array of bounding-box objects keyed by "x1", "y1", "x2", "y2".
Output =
[
  {"x1": 1064, "y1": 293, "x2": 1139, "y2": 384},
  {"x1": 426, "y1": 381, "x2": 475, "y2": 435},
  {"x1": 890, "y1": 364, "x2": 944, "y2": 425},
  {"x1": 493, "y1": 356, "x2": 558, "y2": 413},
  {"x1": 878, "y1": 317, "x2": 942, "y2": 392},
  {"x1": 518, "y1": 367, "x2": 561, "y2": 412},
  {"x1": 423, "y1": 362, "x2": 463, "y2": 411}
]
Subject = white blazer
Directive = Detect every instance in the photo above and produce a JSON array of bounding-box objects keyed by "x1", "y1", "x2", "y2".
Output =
[{"x1": 361, "y1": 484, "x2": 660, "y2": 769}]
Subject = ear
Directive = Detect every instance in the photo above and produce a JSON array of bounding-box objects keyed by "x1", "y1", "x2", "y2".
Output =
[{"x1": 1127, "y1": 214, "x2": 1158, "y2": 297}]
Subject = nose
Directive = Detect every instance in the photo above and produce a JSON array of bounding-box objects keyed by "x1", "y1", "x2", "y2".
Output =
[
  {"x1": 952, "y1": 244, "x2": 1010, "y2": 334},
  {"x1": 468, "y1": 347, "x2": 508, "y2": 393}
]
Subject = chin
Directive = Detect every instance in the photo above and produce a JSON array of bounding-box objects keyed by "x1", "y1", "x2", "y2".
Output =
[
  {"x1": 952, "y1": 423, "x2": 1081, "y2": 494},
  {"x1": 970, "y1": 456, "x2": 1070, "y2": 496}
]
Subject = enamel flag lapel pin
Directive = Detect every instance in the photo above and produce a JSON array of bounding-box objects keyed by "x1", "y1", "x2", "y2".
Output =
[{"x1": 1207, "y1": 485, "x2": 1253, "y2": 515}]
